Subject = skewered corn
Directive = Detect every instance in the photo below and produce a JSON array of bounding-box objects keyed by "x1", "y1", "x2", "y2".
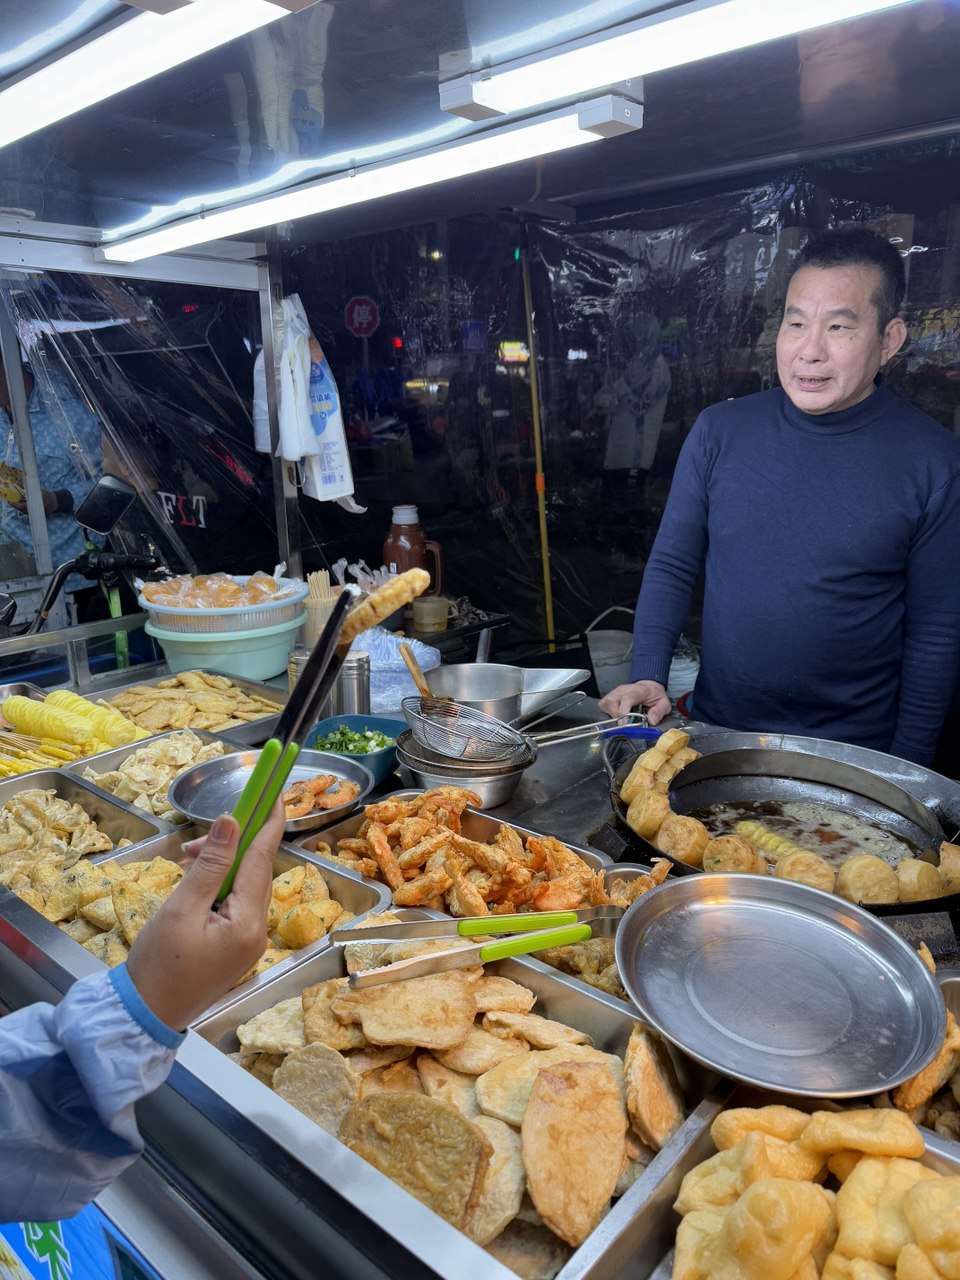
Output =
[{"x1": 733, "y1": 820, "x2": 816, "y2": 862}]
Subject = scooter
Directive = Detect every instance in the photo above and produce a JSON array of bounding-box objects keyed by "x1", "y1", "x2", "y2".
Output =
[{"x1": 0, "y1": 475, "x2": 159, "y2": 637}]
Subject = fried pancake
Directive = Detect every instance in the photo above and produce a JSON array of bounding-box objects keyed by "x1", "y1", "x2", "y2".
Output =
[
  {"x1": 484, "y1": 1219, "x2": 572, "y2": 1280},
  {"x1": 482, "y1": 1010, "x2": 592, "y2": 1050},
  {"x1": 416, "y1": 1055, "x2": 482, "y2": 1117},
  {"x1": 340, "y1": 1093, "x2": 492, "y2": 1229},
  {"x1": 473, "y1": 975, "x2": 538, "y2": 1015},
  {"x1": 273, "y1": 1042, "x2": 359, "y2": 1135},
  {"x1": 476, "y1": 1044, "x2": 624, "y2": 1128},
  {"x1": 623, "y1": 1024, "x2": 685, "y2": 1150},
  {"x1": 521, "y1": 1061, "x2": 627, "y2": 1247},
  {"x1": 302, "y1": 978, "x2": 369, "y2": 1051},
  {"x1": 436, "y1": 1025, "x2": 531, "y2": 1075},
  {"x1": 464, "y1": 1115, "x2": 526, "y2": 1247},
  {"x1": 236, "y1": 997, "x2": 306, "y2": 1055},
  {"x1": 330, "y1": 970, "x2": 477, "y2": 1050}
]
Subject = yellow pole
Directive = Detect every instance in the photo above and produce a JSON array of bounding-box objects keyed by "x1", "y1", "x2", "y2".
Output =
[{"x1": 519, "y1": 238, "x2": 556, "y2": 651}]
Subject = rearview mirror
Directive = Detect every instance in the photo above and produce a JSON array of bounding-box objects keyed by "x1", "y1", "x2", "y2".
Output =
[{"x1": 74, "y1": 474, "x2": 137, "y2": 535}]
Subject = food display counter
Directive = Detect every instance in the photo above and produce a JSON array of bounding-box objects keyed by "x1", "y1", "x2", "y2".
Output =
[{"x1": 1, "y1": 672, "x2": 959, "y2": 1279}]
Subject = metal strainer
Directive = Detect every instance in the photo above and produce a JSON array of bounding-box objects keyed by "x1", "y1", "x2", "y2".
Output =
[{"x1": 401, "y1": 695, "x2": 529, "y2": 762}]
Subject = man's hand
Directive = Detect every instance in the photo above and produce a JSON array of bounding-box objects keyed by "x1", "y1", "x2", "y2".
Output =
[
  {"x1": 11, "y1": 489, "x2": 58, "y2": 515},
  {"x1": 598, "y1": 679, "x2": 671, "y2": 723},
  {"x1": 125, "y1": 802, "x2": 285, "y2": 1030}
]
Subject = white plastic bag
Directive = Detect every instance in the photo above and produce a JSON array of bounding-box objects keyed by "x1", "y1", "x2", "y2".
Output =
[{"x1": 351, "y1": 627, "x2": 441, "y2": 713}]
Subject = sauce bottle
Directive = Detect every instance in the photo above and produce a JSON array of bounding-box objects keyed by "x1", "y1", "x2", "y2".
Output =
[{"x1": 383, "y1": 504, "x2": 442, "y2": 600}]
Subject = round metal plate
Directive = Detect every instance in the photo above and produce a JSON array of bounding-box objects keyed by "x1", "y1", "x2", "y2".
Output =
[
  {"x1": 615, "y1": 874, "x2": 946, "y2": 1097},
  {"x1": 168, "y1": 748, "x2": 375, "y2": 833}
]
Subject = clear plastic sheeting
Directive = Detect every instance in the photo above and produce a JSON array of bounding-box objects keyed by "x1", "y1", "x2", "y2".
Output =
[{"x1": 0, "y1": 270, "x2": 278, "y2": 619}]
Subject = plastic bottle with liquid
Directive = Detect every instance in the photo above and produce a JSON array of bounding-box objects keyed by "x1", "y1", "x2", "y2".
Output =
[{"x1": 383, "y1": 505, "x2": 442, "y2": 612}]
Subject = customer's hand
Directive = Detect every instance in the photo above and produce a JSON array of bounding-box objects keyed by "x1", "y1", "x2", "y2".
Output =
[
  {"x1": 598, "y1": 679, "x2": 671, "y2": 723},
  {"x1": 126, "y1": 803, "x2": 284, "y2": 1029}
]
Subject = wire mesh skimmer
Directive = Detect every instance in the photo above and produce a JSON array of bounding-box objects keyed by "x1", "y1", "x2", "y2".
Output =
[{"x1": 401, "y1": 695, "x2": 530, "y2": 762}]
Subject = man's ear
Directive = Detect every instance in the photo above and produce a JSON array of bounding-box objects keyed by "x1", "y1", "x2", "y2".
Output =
[{"x1": 881, "y1": 315, "x2": 907, "y2": 363}]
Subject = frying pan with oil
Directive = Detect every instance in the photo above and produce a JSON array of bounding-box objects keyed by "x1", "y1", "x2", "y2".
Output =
[{"x1": 605, "y1": 736, "x2": 956, "y2": 917}]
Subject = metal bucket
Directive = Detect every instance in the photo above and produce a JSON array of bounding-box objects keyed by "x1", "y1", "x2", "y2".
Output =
[{"x1": 425, "y1": 662, "x2": 523, "y2": 723}]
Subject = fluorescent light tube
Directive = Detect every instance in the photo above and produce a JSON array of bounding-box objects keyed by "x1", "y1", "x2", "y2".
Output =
[
  {"x1": 100, "y1": 96, "x2": 641, "y2": 262},
  {"x1": 0, "y1": 0, "x2": 289, "y2": 148},
  {"x1": 442, "y1": 0, "x2": 921, "y2": 119}
]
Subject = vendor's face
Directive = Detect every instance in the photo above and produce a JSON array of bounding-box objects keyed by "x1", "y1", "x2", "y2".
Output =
[{"x1": 776, "y1": 263, "x2": 905, "y2": 414}]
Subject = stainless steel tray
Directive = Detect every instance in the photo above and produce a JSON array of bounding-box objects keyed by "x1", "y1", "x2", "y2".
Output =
[
  {"x1": 64, "y1": 729, "x2": 240, "y2": 821},
  {"x1": 0, "y1": 681, "x2": 46, "y2": 703},
  {"x1": 192, "y1": 944, "x2": 716, "y2": 1280},
  {"x1": 296, "y1": 788, "x2": 613, "y2": 873},
  {"x1": 88, "y1": 668, "x2": 287, "y2": 746},
  {"x1": 631, "y1": 1079, "x2": 960, "y2": 1280},
  {"x1": 86, "y1": 830, "x2": 393, "y2": 1018},
  {"x1": 0, "y1": 768, "x2": 168, "y2": 847}
]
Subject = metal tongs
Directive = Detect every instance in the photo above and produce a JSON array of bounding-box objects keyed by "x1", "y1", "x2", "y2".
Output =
[
  {"x1": 335, "y1": 908, "x2": 624, "y2": 989},
  {"x1": 215, "y1": 588, "x2": 356, "y2": 902},
  {"x1": 531, "y1": 712, "x2": 660, "y2": 749}
]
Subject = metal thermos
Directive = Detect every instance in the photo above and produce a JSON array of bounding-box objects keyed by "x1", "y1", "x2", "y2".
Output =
[
  {"x1": 287, "y1": 645, "x2": 311, "y2": 694},
  {"x1": 330, "y1": 650, "x2": 371, "y2": 715}
]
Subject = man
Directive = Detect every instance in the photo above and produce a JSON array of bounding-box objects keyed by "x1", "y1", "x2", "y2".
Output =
[
  {"x1": 0, "y1": 357, "x2": 103, "y2": 598},
  {"x1": 599, "y1": 225, "x2": 960, "y2": 766}
]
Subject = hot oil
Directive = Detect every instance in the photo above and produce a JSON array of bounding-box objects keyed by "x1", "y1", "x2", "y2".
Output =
[{"x1": 689, "y1": 799, "x2": 920, "y2": 870}]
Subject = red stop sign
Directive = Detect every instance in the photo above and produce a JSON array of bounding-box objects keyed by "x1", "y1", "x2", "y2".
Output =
[{"x1": 345, "y1": 295, "x2": 380, "y2": 337}]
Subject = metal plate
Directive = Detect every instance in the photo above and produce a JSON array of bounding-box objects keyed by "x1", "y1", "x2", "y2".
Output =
[
  {"x1": 0, "y1": 681, "x2": 46, "y2": 702},
  {"x1": 615, "y1": 874, "x2": 947, "y2": 1097},
  {"x1": 168, "y1": 748, "x2": 376, "y2": 834},
  {"x1": 0, "y1": 769, "x2": 168, "y2": 846}
]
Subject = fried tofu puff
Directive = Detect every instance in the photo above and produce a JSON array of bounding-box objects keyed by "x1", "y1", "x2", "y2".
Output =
[
  {"x1": 836, "y1": 854, "x2": 898, "y2": 905},
  {"x1": 654, "y1": 814, "x2": 710, "y2": 868},
  {"x1": 702, "y1": 835, "x2": 768, "y2": 876},
  {"x1": 895, "y1": 858, "x2": 943, "y2": 903},
  {"x1": 774, "y1": 850, "x2": 836, "y2": 895},
  {"x1": 625, "y1": 789, "x2": 671, "y2": 840}
]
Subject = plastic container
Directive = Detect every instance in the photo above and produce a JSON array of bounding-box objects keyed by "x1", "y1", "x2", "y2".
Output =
[
  {"x1": 144, "y1": 613, "x2": 306, "y2": 680},
  {"x1": 138, "y1": 576, "x2": 308, "y2": 634},
  {"x1": 585, "y1": 607, "x2": 635, "y2": 695}
]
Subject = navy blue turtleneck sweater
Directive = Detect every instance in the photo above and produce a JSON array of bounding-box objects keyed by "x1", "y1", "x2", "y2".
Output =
[{"x1": 630, "y1": 385, "x2": 960, "y2": 764}]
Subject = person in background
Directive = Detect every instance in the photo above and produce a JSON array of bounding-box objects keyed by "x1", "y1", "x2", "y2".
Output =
[
  {"x1": 0, "y1": 358, "x2": 103, "y2": 606},
  {"x1": 599, "y1": 225, "x2": 960, "y2": 766},
  {"x1": 0, "y1": 803, "x2": 285, "y2": 1224}
]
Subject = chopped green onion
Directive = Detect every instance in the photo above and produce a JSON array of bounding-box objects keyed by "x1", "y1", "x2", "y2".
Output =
[{"x1": 313, "y1": 725, "x2": 395, "y2": 754}]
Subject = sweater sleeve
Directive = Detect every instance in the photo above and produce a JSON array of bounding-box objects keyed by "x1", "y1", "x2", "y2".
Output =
[
  {"x1": 630, "y1": 413, "x2": 711, "y2": 686},
  {"x1": 889, "y1": 470, "x2": 960, "y2": 765},
  {"x1": 0, "y1": 965, "x2": 183, "y2": 1224}
]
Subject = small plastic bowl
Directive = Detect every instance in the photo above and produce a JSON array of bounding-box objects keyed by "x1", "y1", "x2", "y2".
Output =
[{"x1": 304, "y1": 714, "x2": 405, "y2": 786}]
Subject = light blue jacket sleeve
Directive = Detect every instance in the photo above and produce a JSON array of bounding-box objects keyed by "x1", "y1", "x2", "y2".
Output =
[{"x1": 0, "y1": 964, "x2": 184, "y2": 1224}]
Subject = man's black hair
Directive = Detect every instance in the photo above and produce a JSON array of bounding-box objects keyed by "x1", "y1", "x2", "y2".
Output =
[{"x1": 790, "y1": 225, "x2": 906, "y2": 332}]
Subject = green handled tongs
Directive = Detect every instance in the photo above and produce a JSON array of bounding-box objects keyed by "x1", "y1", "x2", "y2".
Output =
[
  {"x1": 344, "y1": 912, "x2": 602, "y2": 989},
  {"x1": 216, "y1": 587, "x2": 355, "y2": 902}
]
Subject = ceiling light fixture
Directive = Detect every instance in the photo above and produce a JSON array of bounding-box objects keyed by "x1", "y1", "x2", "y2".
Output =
[
  {"x1": 0, "y1": 0, "x2": 318, "y2": 149},
  {"x1": 99, "y1": 95, "x2": 640, "y2": 263},
  {"x1": 440, "y1": 0, "x2": 922, "y2": 120}
]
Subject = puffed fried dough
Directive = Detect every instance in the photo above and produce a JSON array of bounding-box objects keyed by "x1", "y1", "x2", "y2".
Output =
[
  {"x1": 819, "y1": 1252, "x2": 893, "y2": 1279},
  {"x1": 340, "y1": 568, "x2": 430, "y2": 642},
  {"x1": 703, "y1": 835, "x2": 767, "y2": 876},
  {"x1": 340, "y1": 1093, "x2": 492, "y2": 1229},
  {"x1": 674, "y1": 1132, "x2": 826, "y2": 1215},
  {"x1": 902, "y1": 1177, "x2": 960, "y2": 1273},
  {"x1": 705, "y1": 1177, "x2": 835, "y2": 1280},
  {"x1": 833, "y1": 1156, "x2": 940, "y2": 1267},
  {"x1": 625, "y1": 788, "x2": 671, "y2": 840},
  {"x1": 710, "y1": 1104, "x2": 811, "y2": 1151},
  {"x1": 837, "y1": 854, "x2": 899, "y2": 905},
  {"x1": 895, "y1": 857, "x2": 943, "y2": 902},
  {"x1": 892, "y1": 1010, "x2": 960, "y2": 1114},
  {"x1": 938, "y1": 841, "x2": 960, "y2": 894},
  {"x1": 652, "y1": 746, "x2": 701, "y2": 790},
  {"x1": 620, "y1": 754, "x2": 657, "y2": 805},
  {"x1": 521, "y1": 1062, "x2": 626, "y2": 1247},
  {"x1": 623, "y1": 1024, "x2": 686, "y2": 1151},
  {"x1": 799, "y1": 1108, "x2": 925, "y2": 1158},
  {"x1": 673, "y1": 1206, "x2": 728, "y2": 1280},
  {"x1": 775, "y1": 849, "x2": 836, "y2": 893},
  {"x1": 330, "y1": 970, "x2": 477, "y2": 1050},
  {"x1": 654, "y1": 813, "x2": 710, "y2": 867},
  {"x1": 464, "y1": 1115, "x2": 526, "y2": 1247},
  {"x1": 894, "y1": 1243, "x2": 944, "y2": 1280},
  {"x1": 657, "y1": 727, "x2": 691, "y2": 757}
]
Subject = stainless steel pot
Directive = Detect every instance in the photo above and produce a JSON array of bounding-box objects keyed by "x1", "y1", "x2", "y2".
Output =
[
  {"x1": 425, "y1": 662, "x2": 522, "y2": 722},
  {"x1": 395, "y1": 728, "x2": 531, "y2": 807}
]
